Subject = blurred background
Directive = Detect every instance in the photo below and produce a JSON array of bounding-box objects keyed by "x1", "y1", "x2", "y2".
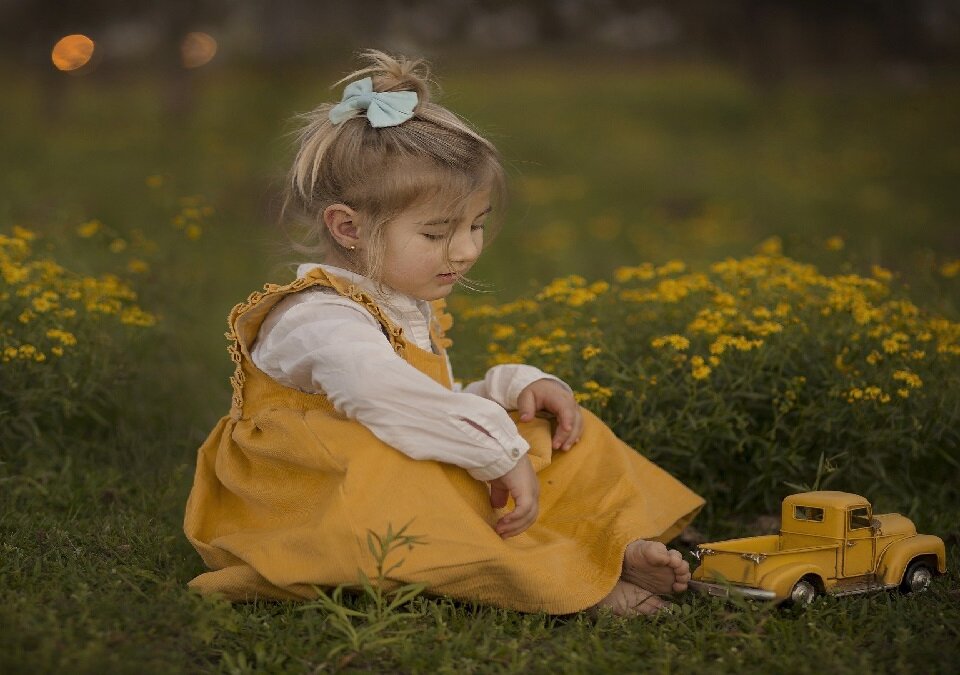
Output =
[{"x1": 2, "y1": 0, "x2": 959, "y2": 420}]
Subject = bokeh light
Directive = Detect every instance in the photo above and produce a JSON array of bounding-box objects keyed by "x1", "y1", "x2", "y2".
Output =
[
  {"x1": 51, "y1": 34, "x2": 95, "y2": 72},
  {"x1": 181, "y1": 32, "x2": 217, "y2": 68}
]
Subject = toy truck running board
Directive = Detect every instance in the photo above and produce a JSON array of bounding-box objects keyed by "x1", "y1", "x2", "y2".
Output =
[{"x1": 687, "y1": 579, "x2": 777, "y2": 600}]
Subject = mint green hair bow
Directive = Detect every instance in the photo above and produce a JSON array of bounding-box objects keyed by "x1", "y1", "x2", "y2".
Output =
[{"x1": 328, "y1": 77, "x2": 418, "y2": 128}]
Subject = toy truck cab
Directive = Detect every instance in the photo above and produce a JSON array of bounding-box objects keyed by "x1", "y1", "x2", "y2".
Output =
[{"x1": 690, "y1": 491, "x2": 946, "y2": 604}]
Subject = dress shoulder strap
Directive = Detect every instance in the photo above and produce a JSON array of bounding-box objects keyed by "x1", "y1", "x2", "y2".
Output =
[{"x1": 223, "y1": 267, "x2": 407, "y2": 418}]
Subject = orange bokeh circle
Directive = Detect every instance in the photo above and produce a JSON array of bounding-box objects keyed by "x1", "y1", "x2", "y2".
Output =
[
  {"x1": 181, "y1": 32, "x2": 217, "y2": 68},
  {"x1": 52, "y1": 34, "x2": 95, "y2": 71}
]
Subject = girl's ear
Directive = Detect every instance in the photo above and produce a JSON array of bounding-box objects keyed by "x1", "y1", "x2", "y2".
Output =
[{"x1": 324, "y1": 203, "x2": 362, "y2": 249}]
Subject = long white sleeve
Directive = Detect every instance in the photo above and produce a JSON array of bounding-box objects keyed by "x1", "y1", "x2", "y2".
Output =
[
  {"x1": 462, "y1": 364, "x2": 571, "y2": 409},
  {"x1": 249, "y1": 285, "x2": 529, "y2": 481}
]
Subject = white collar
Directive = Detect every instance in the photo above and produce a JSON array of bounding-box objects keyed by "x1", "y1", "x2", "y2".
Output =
[{"x1": 296, "y1": 262, "x2": 431, "y2": 320}]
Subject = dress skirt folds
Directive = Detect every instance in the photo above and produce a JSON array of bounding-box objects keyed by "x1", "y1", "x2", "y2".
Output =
[{"x1": 183, "y1": 268, "x2": 704, "y2": 614}]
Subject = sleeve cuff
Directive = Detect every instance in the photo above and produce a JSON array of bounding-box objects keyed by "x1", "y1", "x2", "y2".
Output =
[
  {"x1": 465, "y1": 446, "x2": 527, "y2": 481},
  {"x1": 498, "y1": 365, "x2": 572, "y2": 410}
]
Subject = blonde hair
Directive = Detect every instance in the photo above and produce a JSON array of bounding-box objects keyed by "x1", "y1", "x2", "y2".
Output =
[{"x1": 282, "y1": 49, "x2": 507, "y2": 286}]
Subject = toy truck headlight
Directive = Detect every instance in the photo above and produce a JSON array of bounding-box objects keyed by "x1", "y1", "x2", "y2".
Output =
[{"x1": 693, "y1": 548, "x2": 715, "y2": 562}]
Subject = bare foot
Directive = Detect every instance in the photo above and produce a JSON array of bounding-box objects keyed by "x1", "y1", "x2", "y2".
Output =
[
  {"x1": 621, "y1": 540, "x2": 691, "y2": 594},
  {"x1": 590, "y1": 580, "x2": 672, "y2": 617}
]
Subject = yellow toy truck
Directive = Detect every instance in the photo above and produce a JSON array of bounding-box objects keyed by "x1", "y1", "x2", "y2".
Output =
[{"x1": 689, "y1": 491, "x2": 947, "y2": 605}]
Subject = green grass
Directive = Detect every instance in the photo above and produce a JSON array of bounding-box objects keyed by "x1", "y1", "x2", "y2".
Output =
[
  {"x1": 2, "y1": 54, "x2": 959, "y2": 672},
  {"x1": 2, "y1": 451, "x2": 958, "y2": 673}
]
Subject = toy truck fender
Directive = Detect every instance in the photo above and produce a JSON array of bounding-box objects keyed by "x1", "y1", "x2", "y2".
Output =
[
  {"x1": 759, "y1": 562, "x2": 826, "y2": 603},
  {"x1": 877, "y1": 534, "x2": 947, "y2": 586}
]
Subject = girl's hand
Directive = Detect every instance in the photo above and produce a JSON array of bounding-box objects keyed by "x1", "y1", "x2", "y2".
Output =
[
  {"x1": 488, "y1": 455, "x2": 539, "y2": 538},
  {"x1": 517, "y1": 378, "x2": 584, "y2": 451}
]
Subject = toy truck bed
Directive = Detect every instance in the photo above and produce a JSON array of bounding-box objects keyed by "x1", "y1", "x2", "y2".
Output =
[{"x1": 691, "y1": 535, "x2": 839, "y2": 599}]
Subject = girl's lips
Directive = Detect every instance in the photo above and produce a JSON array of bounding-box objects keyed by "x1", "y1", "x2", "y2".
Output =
[{"x1": 436, "y1": 272, "x2": 459, "y2": 284}]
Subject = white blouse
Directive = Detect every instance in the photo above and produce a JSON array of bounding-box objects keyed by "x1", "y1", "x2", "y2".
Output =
[{"x1": 248, "y1": 263, "x2": 565, "y2": 481}]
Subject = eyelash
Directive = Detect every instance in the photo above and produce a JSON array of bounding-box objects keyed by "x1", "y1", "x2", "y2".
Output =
[{"x1": 422, "y1": 222, "x2": 485, "y2": 241}]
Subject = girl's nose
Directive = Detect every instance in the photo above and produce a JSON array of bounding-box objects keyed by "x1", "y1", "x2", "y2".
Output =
[{"x1": 449, "y1": 228, "x2": 481, "y2": 264}]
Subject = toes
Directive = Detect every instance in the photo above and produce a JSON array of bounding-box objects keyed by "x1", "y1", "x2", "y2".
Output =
[
  {"x1": 638, "y1": 540, "x2": 672, "y2": 565},
  {"x1": 623, "y1": 585, "x2": 669, "y2": 616}
]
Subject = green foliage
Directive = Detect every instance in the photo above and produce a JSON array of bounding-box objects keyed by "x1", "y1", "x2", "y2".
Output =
[
  {"x1": 1, "y1": 61, "x2": 958, "y2": 673},
  {"x1": 297, "y1": 522, "x2": 428, "y2": 660},
  {"x1": 457, "y1": 240, "x2": 960, "y2": 520},
  {"x1": 0, "y1": 227, "x2": 155, "y2": 457}
]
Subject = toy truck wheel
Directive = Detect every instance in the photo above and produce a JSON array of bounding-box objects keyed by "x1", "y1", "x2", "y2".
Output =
[
  {"x1": 788, "y1": 578, "x2": 818, "y2": 606},
  {"x1": 900, "y1": 560, "x2": 934, "y2": 594}
]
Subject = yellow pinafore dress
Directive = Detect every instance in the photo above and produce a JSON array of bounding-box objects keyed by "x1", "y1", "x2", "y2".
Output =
[{"x1": 184, "y1": 267, "x2": 703, "y2": 613}]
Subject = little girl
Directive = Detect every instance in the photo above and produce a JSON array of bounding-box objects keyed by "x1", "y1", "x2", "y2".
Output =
[{"x1": 184, "y1": 50, "x2": 703, "y2": 616}]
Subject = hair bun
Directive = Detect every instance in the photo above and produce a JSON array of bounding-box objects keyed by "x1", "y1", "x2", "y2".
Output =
[{"x1": 335, "y1": 49, "x2": 434, "y2": 108}]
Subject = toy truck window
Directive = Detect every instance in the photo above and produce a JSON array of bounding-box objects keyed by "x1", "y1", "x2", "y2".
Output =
[
  {"x1": 849, "y1": 507, "x2": 872, "y2": 529},
  {"x1": 794, "y1": 505, "x2": 824, "y2": 522}
]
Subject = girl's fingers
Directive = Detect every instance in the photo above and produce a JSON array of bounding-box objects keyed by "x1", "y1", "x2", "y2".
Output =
[
  {"x1": 561, "y1": 409, "x2": 583, "y2": 451},
  {"x1": 551, "y1": 402, "x2": 574, "y2": 449},
  {"x1": 496, "y1": 495, "x2": 537, "y2": 537},
  {"x1": 516, "y1": 389, "x2": 536, "y2": 422},
  {"x1": 489, "y1": 484, "x2": 509, "y2": 509},
  {"x1": 557, "y1": 404, "x2": 584, "y2": 450}
]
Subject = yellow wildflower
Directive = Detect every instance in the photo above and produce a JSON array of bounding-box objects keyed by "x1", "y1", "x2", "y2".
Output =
[
  {"x1": 940, "y1": 260, "x2": 960, "y2": 278},
  {"x1": 826, "y1": 236, "x2": 845, "y2": 251},
  {"x1": 712, "y1": 292, "x2": 736, "y2": 307},
  {"x1": 127, "y1": 258, "x2": 150, "y2": 274},
  {"x1": 12, "y1": 225, "x2": 35, "y2": 240},
  {"x1": 655, "y1": 260, "x2": 686, "y2": 277},
  {"x1": 587, "y1": 215, "x2": 621, "y2": 240},
  {"x1": 145, "y1": 174, "x2": 164, "y2": 188},
  {"x1": 576, "y1": 380, "x2": 613, "y2": 406},
  {"x1": 651, "y1": 334, "x2": 690, "y2": 351},
  {"x1": 710, "y1": 334, "x2": 763, "y2": 355},
  {"x1": 892, "y1": 369, "x2": 922, "y2": 389},
  {"x1": 51, "y1": 346, "x2": 64, "y2": 357},
  {"x1": 76, "y1": 220, "x2": 102, "y2": 238},
  {"x1": 897, "y1": 388, "x2": 910, "y2": 398},
  {"x1": 744, "y1": 319, "x2": 783, "y2": 336},
  {"x1": 865, "y1": 351, "x2": 882, "y2": 365},
  {"x1": 109, "y1": 238, "x2": 128, "y2": 253},
  {"x1": 871, "y1": 265, "x2": 893, "y2": 282},
  {"x1": 690, "y1": 355, "x2": 711, "y2": 380},
  {"x1": 491, "y1": 324, "x2": 515, "y2": 340},
  {"x1": 614, "y1": 263, "x2": 656, "y2": 283},
  {"x1": 882, "y1": 332, "x2": 909, "y2": 354},
  {"x1": 755, "y1": 237, "x2": 783, "y2": 256},
  {"x1": 1, "y1": 262, "x2": 29, "y2": 284},
  {"x1": 46, "y1": 329, "x2": 78, "y2": 346},
  {"x1": 581, "y1": 345, "x2": 601, "y2": 360},
  {"x1": 119, "y1": 307, "x2": 157, "y2": 327}
]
